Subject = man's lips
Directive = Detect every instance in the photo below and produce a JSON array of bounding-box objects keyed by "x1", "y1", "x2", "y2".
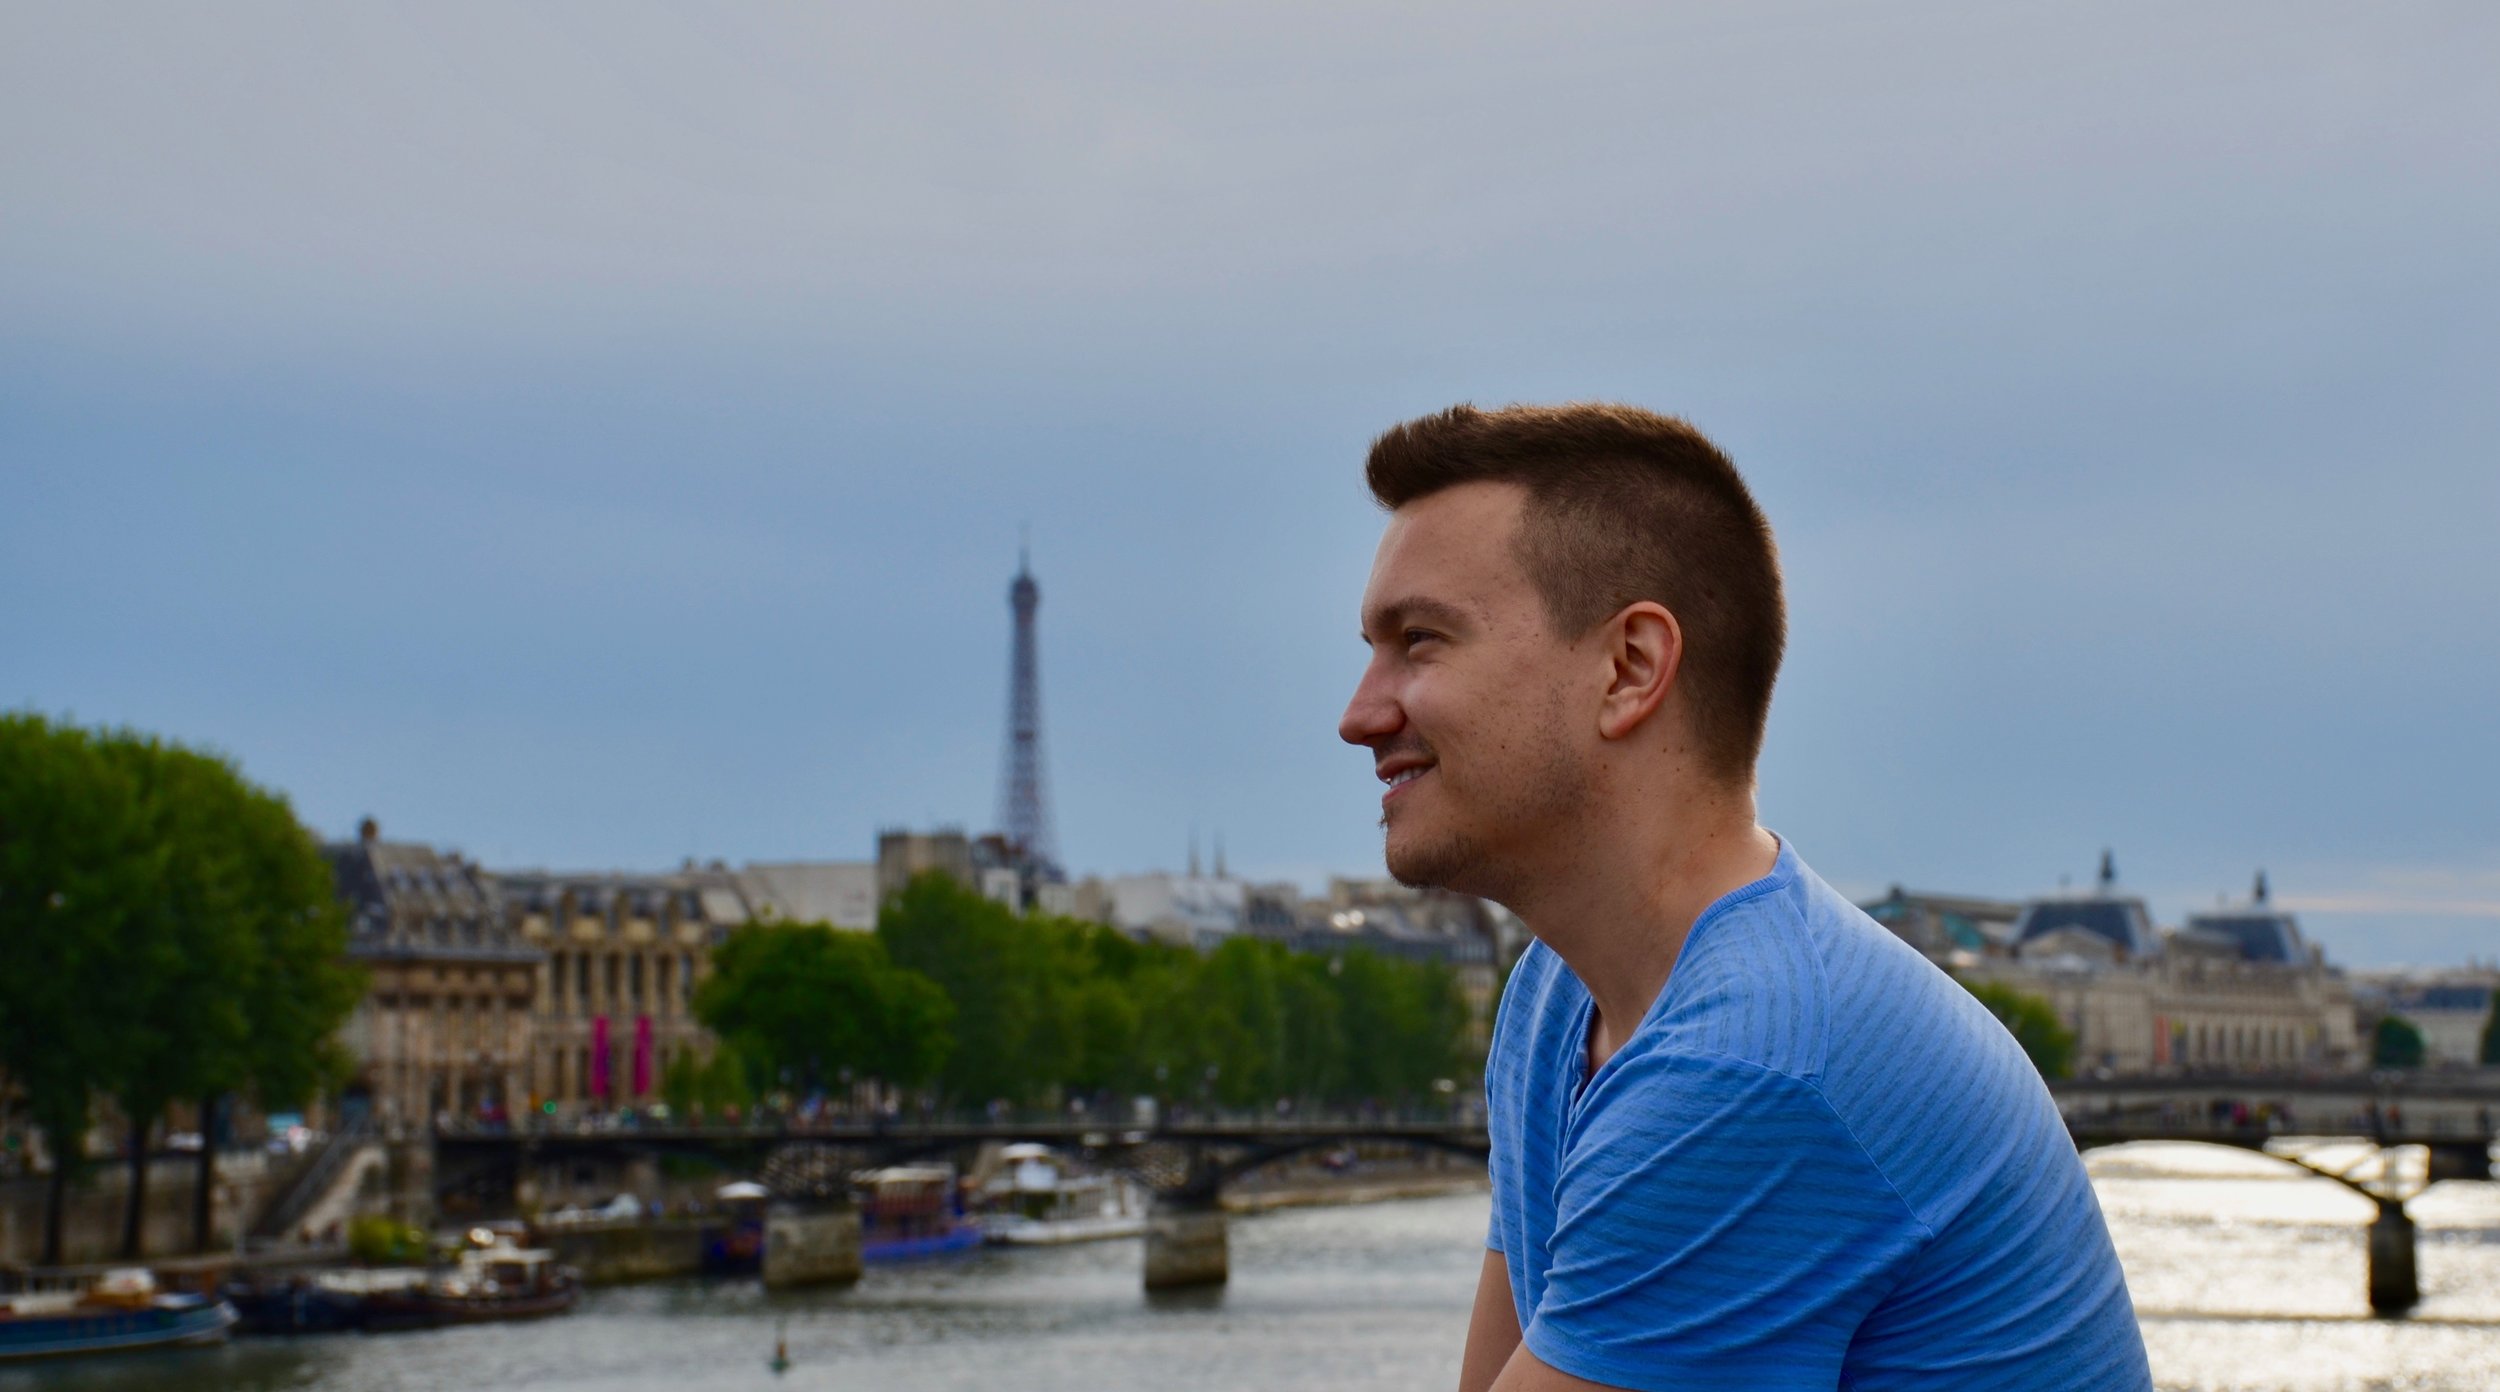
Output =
[{"x1": 1379, "y1": 762, "x2": 1434, "y2": 803}]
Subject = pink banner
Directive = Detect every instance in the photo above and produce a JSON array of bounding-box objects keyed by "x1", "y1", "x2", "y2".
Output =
[
  {"x1": 633, "y1": 1016, "x2": 653, "y2": 1097},
  {"x1": 591, "y1": 1016, "x2": 611, "y2": 1100}
]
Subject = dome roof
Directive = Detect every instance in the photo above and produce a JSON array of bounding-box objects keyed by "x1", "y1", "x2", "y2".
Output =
[
  {"x1": 2012, "y1": 895, "x2": 2158, "y2": 958},
  {"x1": 2184, "y1": 909, "x2": 2305, "y2": 964}
]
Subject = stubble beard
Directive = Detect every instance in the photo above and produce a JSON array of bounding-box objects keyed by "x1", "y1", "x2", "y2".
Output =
[{"x1": 1381, "y1": 714, "x2": 1589, "y2": 903}]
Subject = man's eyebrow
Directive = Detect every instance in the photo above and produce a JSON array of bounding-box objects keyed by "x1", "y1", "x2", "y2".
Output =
[{"x1": 1361, "y1": 595, "x2": 1475, "y2": 642}]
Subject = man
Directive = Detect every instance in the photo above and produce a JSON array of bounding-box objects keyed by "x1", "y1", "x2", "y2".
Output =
[{"x1": 1339, "y1": 404, "x2": 2151, "y2": 1391}]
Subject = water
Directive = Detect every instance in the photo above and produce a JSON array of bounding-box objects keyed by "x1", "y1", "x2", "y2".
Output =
[{"x1": 11, "y1": 1144, "x2": 2500, "y2": 1392}]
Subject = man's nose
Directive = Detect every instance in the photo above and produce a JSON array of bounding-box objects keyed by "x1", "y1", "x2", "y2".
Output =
[{"x1": 1339, "y1": 662, "x2": 1402, "y2": 748}]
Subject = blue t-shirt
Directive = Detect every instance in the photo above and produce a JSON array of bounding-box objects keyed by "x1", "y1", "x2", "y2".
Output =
[{"x1": 1485, "y1": 838, "x2": 2151, "y2": 1391}]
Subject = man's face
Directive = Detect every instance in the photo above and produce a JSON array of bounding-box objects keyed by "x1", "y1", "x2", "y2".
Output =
[{"x1": 1339, "y1": 481, "x2": 1591, "y2": 897}]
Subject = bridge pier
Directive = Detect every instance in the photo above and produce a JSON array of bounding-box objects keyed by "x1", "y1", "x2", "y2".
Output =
[
  {"x1": 2367, "y1": 1199, "x2": 2418, "y2": 1317},
  {"x1": 2426, "y1": 1142, "x2": 2491, "y2": 1184},
  {"x1": 763, "y1": 1199, "x2": 863, "y2": 1290},
  {"x1": 1143, "y1": 1198, "x2": 1228, "y2": 1291},
  {"x1": 388, "y1": 1138, "x2": 435, "y2": 1227}
]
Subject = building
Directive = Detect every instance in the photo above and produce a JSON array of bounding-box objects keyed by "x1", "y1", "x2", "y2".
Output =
[
  {"x1": 876, "y1": 827, "x2": 976, "y2": 899},
  {"x1": 739, "y1": 860, "x2": 881, "y2": 930},
  {"x1": 1871, "y1": 861, "x2": 2360, "y2": 1075},
  {"x1": 1104, "y1": 871, "x2": 1249, "y2": 948},
  {"x1": 2353, "y1": 970, "x2": 2499, "y2": 1067},
  {"x1": 1859, "y1": 888, "x2": 2024, "y2": 964},
  {"x1": 503, "y1": 868, "x2": 758, "y2": 1116},
  {"x1": 327, "y1": 820, "x2": 542, "y2": 1134}
]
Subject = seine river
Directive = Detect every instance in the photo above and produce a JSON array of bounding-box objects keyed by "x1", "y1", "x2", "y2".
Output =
[{"x1": 10, "y1": 1143, "x2": 2500, "y2": 1392}]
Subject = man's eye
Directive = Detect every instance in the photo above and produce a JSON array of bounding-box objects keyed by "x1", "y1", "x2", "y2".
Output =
[{"x1": 1404, "y1": 629, "x2": 1439, "y2": 648}]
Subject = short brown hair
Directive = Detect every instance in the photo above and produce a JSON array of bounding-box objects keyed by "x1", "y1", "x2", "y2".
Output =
[{"x1": 1366, "y1": 402, "x2": 1785, "y2": 782}]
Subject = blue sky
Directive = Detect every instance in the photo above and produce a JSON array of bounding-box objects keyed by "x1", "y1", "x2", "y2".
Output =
[{"x1": 6, "y1": 3, "x2": 2495, "y2": 965}]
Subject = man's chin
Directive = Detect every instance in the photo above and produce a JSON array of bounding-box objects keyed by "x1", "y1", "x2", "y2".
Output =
[{"x1": 1383, "y1": 831, "x2": 1480, "y2": 893}]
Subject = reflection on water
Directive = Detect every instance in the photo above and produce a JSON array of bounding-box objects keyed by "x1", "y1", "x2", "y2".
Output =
[
  {"x1": 6, "y1": 1144, "x2": 2498, "y2": 1391},
  {"x1": 2106, "y1": 1141, "x2": 2500, "y2": 1390}
]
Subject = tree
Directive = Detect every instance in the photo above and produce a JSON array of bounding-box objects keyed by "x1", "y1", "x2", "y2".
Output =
[
  {"x1": 695, "y1": 922, "x2": 953, "y2": 1095},
  {"x1": 862, "y1": 872, "x2": 1477, "y2": 1112},
  {"x1": 182, "y1": 765, "x2": 360, "y2": 1249},
  {"x1": 1959, "y1": 979, "x2": 2077, "y2": 1080},
  {"x1": 661, "y1": 1041, "x2": 755, "y2": 1119},
  {"x1": 2480, "y1": 993, "x2": 2500, "y2": 1066},
  {"x1": 96, "y1": 734, "x2": 359, "y2": 1257},
  {"x1": 0, "y1": 715, "x2": 156, "y2": 1264},
  {"x1": 0, "y1": 716, "x2": 359, "y2": 1260},
  {"x1": 2374, "y1": 1014, "x2": 2427, "y2": 1070},
  {"x1": 876, "y1": 873, "x2": 1061, "y2": 1104}
]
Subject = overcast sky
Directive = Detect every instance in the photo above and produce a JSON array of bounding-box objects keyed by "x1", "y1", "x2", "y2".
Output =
[{"x1": 6, "y1": 3, "x2": 2495, "y2": 966}]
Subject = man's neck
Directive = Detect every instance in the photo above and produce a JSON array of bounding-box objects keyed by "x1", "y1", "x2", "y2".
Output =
[{"x1": 1511, "y1": 805, "x2": 1779, "y2": 1076}]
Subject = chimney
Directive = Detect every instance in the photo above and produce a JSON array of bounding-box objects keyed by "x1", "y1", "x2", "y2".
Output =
[{"x1": 359, "y1": 816, "x2": 380, "y2": 844}]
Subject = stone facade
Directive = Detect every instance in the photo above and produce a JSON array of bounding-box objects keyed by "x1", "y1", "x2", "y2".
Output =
[
  {"x1": 504, "y1": 869, "x2": 757, "y2": 1117},
  {"x1": 328, "y1": 821, "x2": 542, "y2": 1134},
  {"x1": 1870, "y1": 876, "x2": 2360, "y2": 1075}
]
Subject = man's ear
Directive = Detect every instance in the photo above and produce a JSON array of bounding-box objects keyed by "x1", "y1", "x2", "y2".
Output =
[{"x1": 1596, "y1": 602, "x2": 1681, "y2": 742}]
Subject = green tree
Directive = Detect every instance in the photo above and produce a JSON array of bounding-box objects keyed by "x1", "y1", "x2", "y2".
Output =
[
  {"x1": 2374, "y1": 1014, "x2": 2427, "y2": 1070},
  {"x1": 0, "y1": 715, "x2": 156, "y2": 1264},
  {"x1": 1327, "y1": 948, "x2": 1466, "y2": 1102},
  {"x1": 1276, "y1": 954, "x2": 1348, "y2": 1103},
  {"x1": 696, "y1": 922, "x2": 953, "y2": 1094},
  {"x1": 0, "y1": 717, "x2": 359, "y2": 1259},
  {"x1": 183, "y1": 767, "x2": 360, "y2": 1249},
  {"x1": 661, "y1": 1041, "x2": 756, "y2": 1119},
  {"x1": 1960, "y1": 979, "x2": 2077, "y2": 1080},
  {"x1": 97, "y1": 734, "x2": 359, "y2": 1257},
  {"x1": 876, "y1": 873, "x2": 1062, "y2": 1104}
]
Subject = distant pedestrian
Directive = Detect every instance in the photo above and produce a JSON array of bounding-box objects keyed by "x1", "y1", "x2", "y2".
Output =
[{"x1": 1337, "y1": 404, "x2": 2150, "y2": 1391}]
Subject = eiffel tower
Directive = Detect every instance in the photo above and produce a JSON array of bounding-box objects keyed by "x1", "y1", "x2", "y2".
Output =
[{"x1": 997, "y1": 545, "x2": 1058, "y2": 872}]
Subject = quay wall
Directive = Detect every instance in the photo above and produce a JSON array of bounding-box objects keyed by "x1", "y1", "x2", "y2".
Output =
[
  {"x1": 0, "y1": 1152, "x2": 297, "y2": 1266},
  {"x1": 545, "y1": 1218, "x2": 711, "y2": 1284}
]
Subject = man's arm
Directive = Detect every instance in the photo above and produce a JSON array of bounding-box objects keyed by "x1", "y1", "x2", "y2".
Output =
[{"x1": 1458, "y1": 1249, "x2": 1523, "y2": 1392}]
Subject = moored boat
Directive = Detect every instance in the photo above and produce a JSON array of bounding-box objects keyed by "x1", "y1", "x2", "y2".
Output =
[
  {"x1": 0, "y1": 1269, "x2": 237, "y2": 1362},
  {"x1": 222, "y1": 1266, "x2": 427, "y2": 1335},
  {"x1": 859, "y1": 1165, "x2": 983, "y2": 1261},
  {"x1": 977, "y1": 1144, "x2": 1149, "y2": 1246},
  {"x1": 359, "y1": 1238, "x2": 579, "y2": 1331}
]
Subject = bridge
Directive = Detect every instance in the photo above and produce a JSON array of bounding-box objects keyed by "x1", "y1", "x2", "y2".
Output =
[
  {"x1": 2049, "y1": 1073, "x2": 2500, "y2": 1314},
  {"x1": 426, "y1": 1074, "x2": 2499, "y2": 1304},
  {"x1": 429, "y1": 1115, "x2": 1491, "y2": 1289}
]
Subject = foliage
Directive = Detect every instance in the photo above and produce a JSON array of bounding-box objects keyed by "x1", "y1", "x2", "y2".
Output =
[
  {"x1": 2373, "y1": 1014, "x2": 2427, "y2": 1070},
  {"x1": 870, "y1": 873, "x2": 1471, "y2": 1108},
  {"x1": 695, "y1": 922, "x2": 954, "y2": 1093},
  {"x1": 660, "y1": 1042, "x2": 756, "y2": 1118},
  {"x1": 0, "y1": 713, "x2": 362, "y2": 1258},
  {"x1": 1958, "y1": 978, "x2": 2078, "y2": 1080},
  {"x1": 2480, "y1": 995, "x2": 2500, "y2": 1066},
  {"x1": 347, "y1": 1214, "x2": 430, "y2": 1266},
  {"x1": 0, "y1": 714, "x2": 155, "y2": 1261},
  {"x1": 875, "y1": 875, "x2": 1068, "y2": 1102}
]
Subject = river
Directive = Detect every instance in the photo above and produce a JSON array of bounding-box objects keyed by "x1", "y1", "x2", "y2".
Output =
[{"x1": 8, "y1": 1142, "x2": 2499, "y2": 1391}]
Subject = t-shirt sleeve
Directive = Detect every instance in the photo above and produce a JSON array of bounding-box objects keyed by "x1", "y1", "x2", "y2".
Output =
[{"x1": 1521, "y1": 1051, "x2": 1931, "y2": 1392}]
